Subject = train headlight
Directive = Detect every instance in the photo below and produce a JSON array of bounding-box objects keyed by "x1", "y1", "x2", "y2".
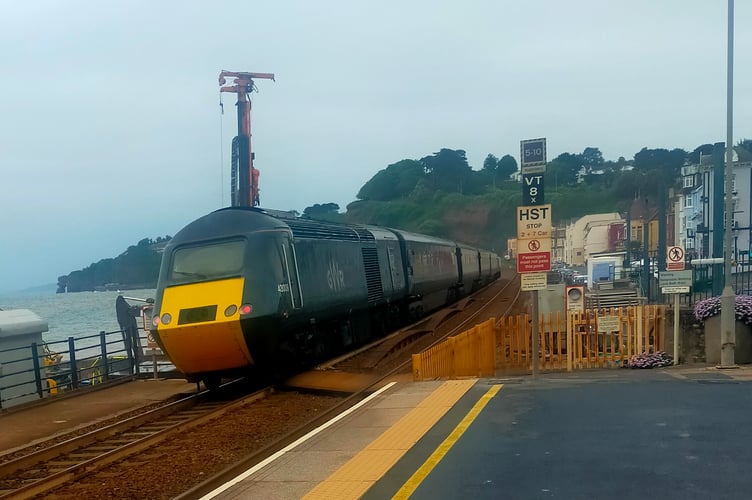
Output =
[
  {"x1": 224, "y1": 305, "x2": 238, "y2": 317},
  {"x1": 161, "y1": 313, "x2": 172, "y2": 325},
  {"x1": 239, "y1": 304, "x2": 252, "y2": 315}
]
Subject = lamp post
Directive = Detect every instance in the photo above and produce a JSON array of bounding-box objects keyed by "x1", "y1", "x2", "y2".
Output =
[{"x1": 720, "y1": 0, "x2": 736, "y2": 368}]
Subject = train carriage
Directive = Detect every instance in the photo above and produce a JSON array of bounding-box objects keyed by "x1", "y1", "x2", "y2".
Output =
[{"x1": 150, "y1": 207, "x2": 501, "y2": 387}]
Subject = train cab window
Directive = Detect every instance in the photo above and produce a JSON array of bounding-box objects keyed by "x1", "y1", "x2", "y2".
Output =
[{"x1": 169, "y1": 240, "x2": 245, "y2": 283}]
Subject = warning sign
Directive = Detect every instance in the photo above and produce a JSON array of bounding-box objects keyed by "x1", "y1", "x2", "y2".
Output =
[
  {"x1": 521, "y1": 272, "x2": 547, "y2": 291},
  {"x1": 667, "y1": 246, "x2": 685, "y2": 271},
  {"x1": 517, "y1": 252, "x2": 551, "y2": 273}
]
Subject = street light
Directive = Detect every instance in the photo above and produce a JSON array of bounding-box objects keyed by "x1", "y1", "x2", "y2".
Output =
[{"x1": 720, "y1": 0, "x2": 736, "y2": 368}]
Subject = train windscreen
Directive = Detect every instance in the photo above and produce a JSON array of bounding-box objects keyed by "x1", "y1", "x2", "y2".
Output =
[{"x1": 168, "y1": 240, "x2": 245, "y2": 283}]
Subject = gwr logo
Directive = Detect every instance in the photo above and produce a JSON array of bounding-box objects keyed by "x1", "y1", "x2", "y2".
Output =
[{"x1": 327, "y1": 260, "x2": 345, "y2": 292}]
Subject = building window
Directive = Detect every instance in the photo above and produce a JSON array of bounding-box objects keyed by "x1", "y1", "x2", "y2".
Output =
[
  {"x1": 683, "y1": 176, "x2": 694, "y2": 188},
  {"x1": 684, "y1": 195, "x2": 693, "y2": 208}
]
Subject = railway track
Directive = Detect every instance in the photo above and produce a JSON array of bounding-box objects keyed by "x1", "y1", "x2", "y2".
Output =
[
  {"x1": 0, "y1": 380, "x2": 271, "y2": 500},
  {"x1": 0, "y1": 271, "x2": 522, "y2": 499},
  {"x1": 321, "y1": 272, "x2": 522, "y2": 374},
  {"x1": 178, "y1": 271, "x2": 523, "y2": 498}
]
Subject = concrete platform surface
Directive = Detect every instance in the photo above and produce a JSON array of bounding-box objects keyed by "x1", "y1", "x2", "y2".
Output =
[{"x1": 0, "y1": 378, "x2": 197, "y2": 454}]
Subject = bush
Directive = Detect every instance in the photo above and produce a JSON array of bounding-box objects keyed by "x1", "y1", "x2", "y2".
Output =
[{"x1": 693, "y1": 295, "x2": 752, "y2": 325}]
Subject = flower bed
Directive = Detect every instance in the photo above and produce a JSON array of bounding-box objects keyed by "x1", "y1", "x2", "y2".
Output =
[
  {"x1": 693, "y1": 295, "x2": 752, "y2": 325},
  {"x1": 694, "y1": 295, "x2": 752, "y2": 364},
  {"x1": 627, "y1": 351, "x2": 673, "y2": 369}
]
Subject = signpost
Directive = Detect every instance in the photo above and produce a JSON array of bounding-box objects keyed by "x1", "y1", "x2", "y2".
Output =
[
  {"x1": 522, "y1": 173, "x2": 544, "y2": 205},
  {"x1": 520, "y1": 138, "x2": 546, "y2": 173},
  {"x1": 667, "y1": 245, "x2": 685, "y2": 271},
  {"x1": 519, "y1": 138, "x2": 548, "y2": 377},
  {"x1": 659, "y1": 270, "x2": 692, "y2": 289},
  {"x1": 517, "y1": 205, "x2": 552, "y2": 273},
  {"x1": 521, "y1": 272, "x2": 547, "y2": 291},
  {"x1": 659, "y1": 269, "x2": 692, "y2": 366}
]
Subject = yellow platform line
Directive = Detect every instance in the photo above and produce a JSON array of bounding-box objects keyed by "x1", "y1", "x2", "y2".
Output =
[
  {"x1": 302, "y1": 379, "x2": 478, "y2": 500},
  {"x1": 393, "y1": 383, "x2": 502, "y2": 499}
]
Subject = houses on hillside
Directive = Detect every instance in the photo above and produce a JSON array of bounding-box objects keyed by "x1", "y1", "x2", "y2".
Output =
[
  {"x1": 508, "y1": 146, "x2": 752, "y2": 286},
  {"x1": 676, "y1": 147, "x2": 752, "y2": 263}
]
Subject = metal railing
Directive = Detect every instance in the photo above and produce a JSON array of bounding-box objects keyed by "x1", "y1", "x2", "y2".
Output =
[{"x1": 0, "y1": 329, "x2": 174, "y2": 410}]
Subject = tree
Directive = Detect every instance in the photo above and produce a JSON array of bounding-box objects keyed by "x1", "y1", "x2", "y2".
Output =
[
  {"x1": 421, "y1": 149, "x2": 472, "y2": 193},
  {"x1": 496, "y1": 155, "x2": 518, "y2": 181},
  {"x1": 482, "y1": 154, "x2": 498, "y2": 174},
  {"x1": 687, "y1": 144, "x2": 714, "y2": 165},
  {"x1": 737, "y1": 139, "x2": 752, "y2": 161},
  {"x1": 303, "y1": 203, "x2": 340, "y2": 217},
  {"x1": 547, "y1": 152, "x2": 581, "y2": 187},
  {"x1": 581, "y1": 147, "x2": 604, "y2": 173},
  {"x1": 633, "y1": 147, "x2": 686, "y2": 186},
  {"x1": 357, "y1": 159, "x2": 424, "y2": 201}
]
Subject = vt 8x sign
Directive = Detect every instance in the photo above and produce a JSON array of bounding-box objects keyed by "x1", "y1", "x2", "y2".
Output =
[{"x1": 522, "y1": 174, "x2": 544, "y2": 205}]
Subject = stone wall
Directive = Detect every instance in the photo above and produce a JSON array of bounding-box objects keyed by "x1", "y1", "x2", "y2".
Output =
[
  {"x1": 666, "y1": 306, "x2": 752, "y2": 364},
  {"x1": 664, "y1": 306, "x2": 705, "y2": 364}
]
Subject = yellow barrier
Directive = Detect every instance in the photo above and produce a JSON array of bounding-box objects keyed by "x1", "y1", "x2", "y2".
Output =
[
  {"x1": 412, "y1": 305, "x2": 666, "y2": 380},
  {"x1": 412, "y1": 318, "x2": 496, "y2": 381}
]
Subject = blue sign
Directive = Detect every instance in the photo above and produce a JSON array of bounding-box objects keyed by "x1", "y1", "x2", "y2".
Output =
[{"x1": 520, "y1": 138, "x2": 547, "y2": 167}]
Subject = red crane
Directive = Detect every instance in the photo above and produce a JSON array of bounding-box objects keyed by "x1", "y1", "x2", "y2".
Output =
[{"x1": 219, "y1": 70, "x2": 275, "y2": 207}]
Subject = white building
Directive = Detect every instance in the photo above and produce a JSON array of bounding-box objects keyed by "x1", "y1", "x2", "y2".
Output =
[
  {"x1": 679, "y1": 148, "x2": 752, "y2": 263},
  {"x1": 565, "y1": 213, "x2": 623, "y2": 266}
]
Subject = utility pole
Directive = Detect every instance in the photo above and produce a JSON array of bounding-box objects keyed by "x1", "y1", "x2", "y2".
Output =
[
  {"x1": 219, "y1": 70, "x2": 275, "y2": 207},
  {"x1": 720, "y1": 0, "x2": 736, "y2": 368}
]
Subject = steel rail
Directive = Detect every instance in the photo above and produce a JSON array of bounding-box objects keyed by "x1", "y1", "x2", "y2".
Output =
[
  {"x1": 176, "y1": 272, "x2": 522, "y2": 499},
  {"x1": 0, "y1": 380, "x2": 271, "y2": 500}
]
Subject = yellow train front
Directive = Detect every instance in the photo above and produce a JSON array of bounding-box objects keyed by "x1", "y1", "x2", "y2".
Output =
[{"x1": 150, "y1": 208, "x2": 305, "y2": 387}]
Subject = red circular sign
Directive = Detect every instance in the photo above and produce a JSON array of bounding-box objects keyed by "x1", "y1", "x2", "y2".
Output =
[{"x1": 528, "y1": 239, "x2": 540, "y2": 251}]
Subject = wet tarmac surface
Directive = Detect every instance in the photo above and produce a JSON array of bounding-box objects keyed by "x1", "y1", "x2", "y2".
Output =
[{"x1": 366, "y1": 369, "x2": 752, "y2": 500}]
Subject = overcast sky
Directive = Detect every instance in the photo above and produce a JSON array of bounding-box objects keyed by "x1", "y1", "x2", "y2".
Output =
[{"x1": 1, "y1": 0, "x2": 749, "y2": 293}]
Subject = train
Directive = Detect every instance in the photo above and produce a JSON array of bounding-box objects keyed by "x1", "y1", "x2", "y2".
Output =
[{"x1": 149, "y1": 207, "x2": 502, "y2": 387}]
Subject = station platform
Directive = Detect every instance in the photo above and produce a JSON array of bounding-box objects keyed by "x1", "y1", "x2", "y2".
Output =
[
  {"x1": 198, "y1": 365, "x2": 752, "y2": 500},
  {"x1": 4, "y1": 366, "x2": 752, "y2": 499},
  {"x1": 0, "y1": 378, "x2": 197, "y2": 454}
]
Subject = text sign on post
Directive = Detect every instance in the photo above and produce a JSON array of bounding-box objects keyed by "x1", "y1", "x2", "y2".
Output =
[
  {"x1": 521, "y1": 272, "x2": 547, "y2": 291},
  {"x1": 520, "y1": 138, "x2": 547, "y2": 169},
  {"x1": 522, "y1": 173, "x2": 544, "y2": 205},
  {"x1": 517, "y1": 204, "x2": 552, "y2": 240},
  {"x1": 659, "y1": 270, "x2": 692, "y2": 288},
  {"x1": 667, "y1": 245, "x2": 685, "y2": 271}
]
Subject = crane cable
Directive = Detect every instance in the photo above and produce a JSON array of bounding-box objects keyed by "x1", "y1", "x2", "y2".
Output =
[{"x1": 219, "y1": 92, "x2": 225, "y2": 207}]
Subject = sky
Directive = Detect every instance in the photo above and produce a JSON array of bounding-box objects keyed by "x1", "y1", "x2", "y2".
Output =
[{"x1": 1, "y1": 0, "x2": 750, "y2": 293}]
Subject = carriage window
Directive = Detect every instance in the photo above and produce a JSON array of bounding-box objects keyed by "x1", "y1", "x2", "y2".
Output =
[{"x1": 169, "y1": 240, "x2": 245, "y2": 282}]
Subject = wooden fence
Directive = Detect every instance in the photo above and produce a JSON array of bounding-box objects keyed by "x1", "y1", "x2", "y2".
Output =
[{"x1": 412, "y1": 305, "x2": 666, "y2": 380}]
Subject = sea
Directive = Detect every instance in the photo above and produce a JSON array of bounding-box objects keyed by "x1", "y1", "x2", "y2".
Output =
[{"x1": 0, "y1": 285, "x2": 156, "y2": 344}]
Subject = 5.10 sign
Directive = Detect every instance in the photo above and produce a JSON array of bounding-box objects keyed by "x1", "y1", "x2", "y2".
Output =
[{"x1": 520, "y1": 138, "x2": 546, "y2": 172}]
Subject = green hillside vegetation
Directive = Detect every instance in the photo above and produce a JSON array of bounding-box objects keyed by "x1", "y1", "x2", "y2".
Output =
[
  {"x1": 57, "y1": 237, "x2": 171, "y2": 293},
  {"x1": 58, "y1": 140, "x2": 752, "y2": 291}
]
